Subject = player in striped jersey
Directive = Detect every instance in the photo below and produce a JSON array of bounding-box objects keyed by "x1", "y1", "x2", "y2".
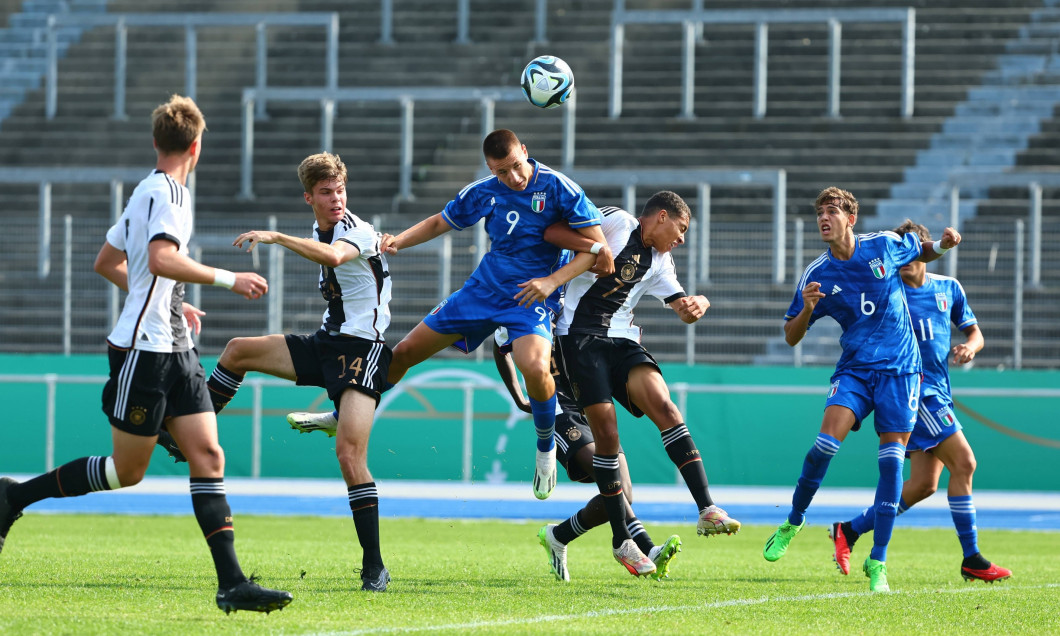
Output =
[
  {"x1": 763, "y1": 188, "x2": 961, "y2": 593},
  {"x1": 375, "y1": 129, "x2": 611, "y2": 501},
  {"x1": 538, "y1": 191, "x2": 740, "y2": 577},
  {"x1": 0, "y1": 94, "x2": 292, "y2": 613},
  {"x1": 830, "y1": 220, "x2": 1011, "y2": 584},
  {"x1": 492, "y1": 330, "x2": 682, "y2": 582},
  {"x1": 202, "y1": 153, "x2": 394, "y2": 592}
]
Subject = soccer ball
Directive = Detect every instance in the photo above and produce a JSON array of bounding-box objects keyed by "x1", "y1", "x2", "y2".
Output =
[{"x1": 520, "y1": 55, "x2": 574, "y2": 109}]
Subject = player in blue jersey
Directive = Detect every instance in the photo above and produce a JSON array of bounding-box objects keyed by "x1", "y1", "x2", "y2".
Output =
[
  {"x1": 829, "y1": 220, "x2": 1011, "y2": 584},
  {"x1": 762, "y1": 187, "x2": 961, "y2": 593},
  {"x1": 377, "y1": 129, "x2": 612, "y2": 500}
]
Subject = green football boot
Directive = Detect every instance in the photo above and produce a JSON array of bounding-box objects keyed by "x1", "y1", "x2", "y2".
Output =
[
  {"x1": 648, "y1": 534, "x2": 682, "y2": 581},
  {"x1": 763, "y1": 519, "x2": 805, "y2": 562},
  {"x1": 863, "y1": 557, "x2": 890, "y2": 592}
]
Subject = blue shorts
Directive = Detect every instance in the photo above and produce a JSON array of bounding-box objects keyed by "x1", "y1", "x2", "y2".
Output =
[
  {"x1": 907, "y1": 392, "x2": 962, "y2": 453},
  {"x1": 825, "y1": 370, "x2": 920, "y2": 434},
  {"x1": 423, "y1": 281, "x2": 555, "y2": 354}
]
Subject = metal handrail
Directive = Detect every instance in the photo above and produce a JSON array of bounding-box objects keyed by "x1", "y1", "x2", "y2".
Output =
[
  {"x1": 565, "y1": 168, "x2": 788, "y2": 285},
  {"x1": 45, "y1": 12, "x2": 340, "y2": 120},
  {"x1": 945, "y1": 170, "x2": 1060, "y2": 286},
  {"x1": 0, "y1": 167, "x2": 151, "y2": 279},
  {"x1": 378, "y1": 0, "x2": 550, "y2": 45},
  {"x1": 2, "y1": 372, "x2": 1055, "y2": 476},
  {"x1": 609, "y1": 3, "x2": 916, "y2": 119},
  {"x1": 239, "y1": 86, "x2": 575, "y2": 202}
]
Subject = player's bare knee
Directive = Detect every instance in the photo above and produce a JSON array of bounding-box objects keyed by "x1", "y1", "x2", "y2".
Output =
[
  {"x1": 950, "y1": 455, "x2": 976, "y2": 480},
  {"x1": 187, "y1": 443, "x2": 225, "y2": 473},
  {"x1": 594, "y1": 428, "x2": 621, "y2": 451},
  {"x1": 911, "y1": 481, "x2": 937, "y2": 501},
  {"x1": 114, "y1": 463, "x2": 147, "y2": 487},
  {"x1": 219, "y1": 337, "x2": 252, "y2": 372},
  {"x1": 336, "y1": 437, "x2": 368, "y2": 463}
]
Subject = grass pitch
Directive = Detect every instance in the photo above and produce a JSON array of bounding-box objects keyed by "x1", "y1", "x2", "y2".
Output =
[{"x1": 0, "y1": 514, "x2": 1055, "y2": 635}]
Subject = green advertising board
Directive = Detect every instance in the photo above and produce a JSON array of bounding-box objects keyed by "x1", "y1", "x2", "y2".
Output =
[{"x1": 0, "y1": 354, "x2": 1057, "y2": 491}]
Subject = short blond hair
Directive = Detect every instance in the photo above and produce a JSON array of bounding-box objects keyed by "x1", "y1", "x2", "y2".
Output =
[
  {"x1": 151, "y1": 94, "x2": 205, "y2": 154},
  {"x1": 814, "y1": 186, "x2": 859, "y2": 217},
  {"x1": 298, "y1": 152, "x2": 348, "y2": 193}
]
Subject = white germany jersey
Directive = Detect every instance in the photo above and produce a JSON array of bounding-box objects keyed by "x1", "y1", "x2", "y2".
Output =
[
  {"x1": 557, "y1": 206, "x2": 685, "y2": 341},
  {"x1": 315, "y1": 210, "x2": 392, "y2": 341},
  {"x1": 105, "y1": 170, "x2": 193, "y2": 352}
]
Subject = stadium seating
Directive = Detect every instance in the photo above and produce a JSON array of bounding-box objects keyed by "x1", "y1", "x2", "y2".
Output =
[{"x1": 0, "y1": 0, "x2": 1056, "y2": 367}]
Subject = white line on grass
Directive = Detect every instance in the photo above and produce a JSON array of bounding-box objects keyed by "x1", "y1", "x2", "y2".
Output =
[{"x1": 312, "y1": 582, "x2": 1060, "y2": 635}]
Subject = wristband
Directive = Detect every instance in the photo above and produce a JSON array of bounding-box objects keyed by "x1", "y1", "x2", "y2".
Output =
[
  {"x1": 589, "y1": 242, "x2": 604, "y2": 255},
  {"x1": 212, "y1": 268, "x2": 236, "y2": 289},
  {"x1": 932, "y1": 240, "x2": 951, "y2": 255}
]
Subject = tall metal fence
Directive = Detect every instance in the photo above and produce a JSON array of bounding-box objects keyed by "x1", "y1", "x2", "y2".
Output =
[{"x1": 1, "y1": 211, "x2": 1056, "y2": 369}]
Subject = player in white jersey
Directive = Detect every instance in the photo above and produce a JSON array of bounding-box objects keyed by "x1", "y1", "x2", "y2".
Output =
[
  {"x1": 0, "y1": 94, "x2": 292, "y2": 614},
  {"x1": 830, "y1": 220, "x2": 1011, "y2": 584},
  {"x1": 492, "y1": 326, "x2": 682, "y2": 582},
  {"x1": 543, "y1": 191, "x2": 740, "y2": 577},
  {"x1": 203, "y1": 153, "x2": 394, "y2": 592},
  {"x1": 763, "y1": 187, "x2": 961, "y2": 594}
]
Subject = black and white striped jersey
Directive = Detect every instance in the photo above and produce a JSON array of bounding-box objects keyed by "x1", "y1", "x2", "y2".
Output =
[
  {"x1": 556, "y1": 206, "x2": 686, "y2": 341},
  {"x1": 315, "y1": 210, "x2": 392, "y2": 341},
  {"x1": 105, "y1": 170, "x2": 192, "y2": 352}
]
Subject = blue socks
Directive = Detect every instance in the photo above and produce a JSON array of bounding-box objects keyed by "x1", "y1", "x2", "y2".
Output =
[
  {"x1": 948, "y1": 495, "x2": 979, "y2": 557},
  {"x1": 851, "y1": 496, "x2": 910, "y2": 536},
  {"x1": 788, "y1": 433, "x2": 841, "y2": 526},
  {"x1": 869, "y1": 442, "x2": 906, "y2": 562},
  {"x1": 529, "y1": 393, "x2": 557, "y2": 452}
]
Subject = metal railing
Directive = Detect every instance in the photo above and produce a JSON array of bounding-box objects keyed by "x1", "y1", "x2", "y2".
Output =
[
  {"x1": 564, "y1": 168, "x2": 788, "y2": 286},
  {"x1": 239, "y1": 86, "x2": 576, "y2": 201},
  {"x1": 945, "y1": 171, "x2": 1060, "y2": 287},
  {"x1": 3, "y1": 372, "x2": 1055, "y2": 477},
  {"x1": 378, "y1": 0, "x2": 550, "y2": 45},
  {"x1": 45, "y1": 12, "x2": 340, "y2": 120},
  {"x1": 0, "y1": 167, "x2": 152, "y2": 279},
  {"x1": 609, "y1": 3, "x2": 916, "y2": 119}
]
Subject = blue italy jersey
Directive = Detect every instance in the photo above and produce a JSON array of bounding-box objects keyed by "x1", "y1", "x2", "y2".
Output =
[
  {"x1": 441, "y1": 158, "x2": 601, "y2": 300},
  {"x1": 786, "y1": 231, "x2": 923, "y2": 375},
  {"x1": 906, "y1": 273, "x2": 976, "y2": 398}
]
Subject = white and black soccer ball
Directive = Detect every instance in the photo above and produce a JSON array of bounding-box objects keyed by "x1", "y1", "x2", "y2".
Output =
[{"x1": 520, "y1": 55, "x2": 574, "y2": 109}]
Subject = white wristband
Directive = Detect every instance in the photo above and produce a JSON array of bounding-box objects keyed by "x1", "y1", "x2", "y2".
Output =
[
  {"x1": 932, "y1": 240, "x2": 951, "y2": 255},
  {"x1": 212, "y1": 268, "x2": 236, "y2": 289},
  {"x1": 589, "y1": 241, "x2": 604, "y2": 255}
]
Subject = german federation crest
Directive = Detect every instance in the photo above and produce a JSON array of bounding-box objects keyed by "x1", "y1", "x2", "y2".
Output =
[
  {"x1": 869, "y1": 258, "x2": 886, "y2": 279},
  {"x1": 531, "y1": 192, "x2": 546, "y2": 213},
  {"x1": 935, "y1": 292, "x2": 949, "y2": 312}
]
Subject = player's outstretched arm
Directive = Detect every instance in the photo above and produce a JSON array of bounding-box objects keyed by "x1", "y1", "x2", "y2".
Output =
[
  {"x1": 381, "y1": 213, "x2": 451, "y2": 254},
  {"x1": 669, "y1": 295, "x2": 710, "y2": 324},
  {"x1": 514, "y1": 250, "x2": 596, "y2": 307},
  {"x1": 784, "y1": 282, "x2": 824, "y2": 346},
  {"x1": 233, "y1": 230, "x2": 359, "y2": 268},
  {"x1": 94, "y1": 240, "x2": 129, "y2": 291},
  {"x1": 918, "y1": 226, "x2": 962, "y2": 263},
  {"x1": 148, "y1": 240, "x2": 268, "y2": 300},
  {"x1": 952, "y1": 324, "x2": 984, "y2": 365},
  {"x1": 543, "y1": 221, "x2": 614, "y2": 276},
  {"x1": 493, "y1": 342, "x2": 532, "y2": 414}
]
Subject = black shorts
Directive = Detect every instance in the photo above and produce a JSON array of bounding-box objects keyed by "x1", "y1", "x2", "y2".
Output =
[
  {"x1": 557, "y1": 334, "x2": 660, "y2": 418},
  {"x1": 101, "y1": 346, "x2": 213, "y2": 437},
  {"x1": 285, "y1": 330, "x2": 392, "y2": 408}
]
